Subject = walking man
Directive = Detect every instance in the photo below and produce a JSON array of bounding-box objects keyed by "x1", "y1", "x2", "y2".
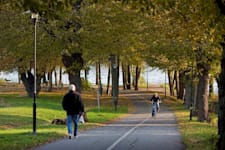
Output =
[{"x1": 62, "y1": 84, "x2": 84, "y2": 139}]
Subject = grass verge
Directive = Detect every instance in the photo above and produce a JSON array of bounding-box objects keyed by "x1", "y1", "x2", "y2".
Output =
[
  {"x1": 0, "y1": 90, "x2": 132, "y2": 150},
  {"x1": 164, "y1": 96, "x2": 218, "y2": 150}
]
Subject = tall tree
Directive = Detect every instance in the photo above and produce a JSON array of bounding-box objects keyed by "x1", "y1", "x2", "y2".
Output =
[
  {"x1": 195, "y1": 48, "x2": 211, "y2": 121},
  {"x1": 216, "y1": 0, "x2": 225, "y2": 149},
  {"x1": 0, "y1": 0, "x2": 84, "y2": 95}
]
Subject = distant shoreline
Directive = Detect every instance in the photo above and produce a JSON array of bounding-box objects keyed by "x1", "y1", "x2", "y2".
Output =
[{"x1": 0, "y1": 65, "x2": 218, "y2": 94}]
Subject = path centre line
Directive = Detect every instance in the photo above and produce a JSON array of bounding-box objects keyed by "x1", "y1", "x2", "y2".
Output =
[{"x1": 106, "y1": 117, "x2": 148, "y2": 150}]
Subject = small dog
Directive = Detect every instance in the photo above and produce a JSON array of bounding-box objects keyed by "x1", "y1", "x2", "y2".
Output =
[
  {"x1": 51, "y1": 112, "x2": 88, "y2": 125},
  {"x1": 51, "y1": 118, "x2": 66, "y2": 125}
]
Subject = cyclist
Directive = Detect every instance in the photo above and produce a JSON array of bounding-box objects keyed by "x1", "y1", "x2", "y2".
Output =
[{"x1": 150, "y1": 93, "x2": 161, "y2": 112}]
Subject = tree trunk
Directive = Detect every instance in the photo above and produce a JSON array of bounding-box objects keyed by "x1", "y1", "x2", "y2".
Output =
[
  {"x1": 20, "y1": 71, "x2": 42, "y2": 97},
  {"x1": 184, "y1": 74, "x2": 192, "y2": 109},
  {"x1": 48, "y1": 69, "x2": 53, "y2": 92},
  {"x1": 42, "y1": 72, "x2": 48, "y2": 85},
  {"x1": 214, "y1": 1, "x2": 225, "y2": 149},
  {"x1": 196, "y1": 49, "x2": 210, "y2": 122},
  {"x1": 54, "y1": 68, "x2": 57, "y2": 86},
  {"x1": 68, "y1": 72, "x2": 82, "y2": 92},
  {"x1": 209, "y1": 77, "x2": 214, "y2": 97},
  {"x1": 84, "y1": 68, "x2": 88, "y2": 87},
  {"x1": 106, "y1": 63, "x2": 111, "y2": 95},
  {"x1": 177, "y1": 70, "x2": 185, "y2": 100},
  {"x1": 59, "y1": 66, "x2": 63, "y2": 88},
  {"x1": 62, "y1": 53, "x2": 83, "y2": 93},
  {"x1": 98, "y1": 62, "x2": 102, "y2": 95},
  {"x1": 127, "y1": 65, "x2": 131, "y2": 89},
  {"x1": 122, "y1": 63, "x2": 127, "y2": 90},
  {"x1": 174, "y1": 70, "x2": 179, "y2": 97},
  {"x1": 18, "y1": 72, "x2": 21, "y2": 84},
  {"x1": 184, "y1": 70, "x2": 197, "y2": 110},
  {"x1": 96, "y1": 62, "x2": 99, "y2": 85},
  {"x1": 196, "y1": 69, "x2": 209, "y2": 122},
  {"x1": 116, "y1": 55, "x2": 120, "y2": 89},
  {"x1": 217, "y1": 41, "x2": 225, "y2": 150},
  {"x1": 98, "y1": 62, "x2": 101, "y2": 85},
  {"x1": 168, "y1": 70, "x2": 175, "y2": 96},
  {"x1": 134, "y1": 65, "x2": 141, "y2": 91}
]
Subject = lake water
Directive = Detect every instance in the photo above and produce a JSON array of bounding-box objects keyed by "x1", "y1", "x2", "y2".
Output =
[
  {"x1": 0, "y1": 66, "x2": 167, "y2": 85},
  {"x1": 0, "y1": 66, "x2": 218, "y2": 94}
]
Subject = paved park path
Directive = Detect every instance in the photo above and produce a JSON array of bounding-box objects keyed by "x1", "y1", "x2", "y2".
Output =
[{"x1": 34, "y1": 90, "x2": 185, "y2": 150}]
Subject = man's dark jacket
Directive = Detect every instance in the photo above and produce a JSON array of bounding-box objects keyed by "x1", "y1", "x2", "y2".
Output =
[
  {"x1": 150, "y1": 95, "x2": 160, "y2": 103},
  {"x1": 62, "y1": 91, "x2": 84, "y2": 115}
]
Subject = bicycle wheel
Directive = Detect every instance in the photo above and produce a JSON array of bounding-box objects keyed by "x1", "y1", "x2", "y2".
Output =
[
  {"x1": 152, "y1": 103, "x2": 157, "y2": 117},
  {"x1": 152, "y1": 107, "x2": 155, "y2": 117}
]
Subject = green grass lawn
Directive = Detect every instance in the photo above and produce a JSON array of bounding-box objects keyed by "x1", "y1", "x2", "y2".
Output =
[
  {"x1": 1, "y1": 90, "x2": 218, "y2": 150},
  {"x1": 164, "y1": 96, "x2": 218, "y2": 150},
  {"x1": 0, "y1": 91, "x2": 131, "y2": 150}
]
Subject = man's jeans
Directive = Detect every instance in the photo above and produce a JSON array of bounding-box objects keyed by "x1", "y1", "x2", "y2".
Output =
[{"x1": 67, "y1": 114, "x2": 80, "y2": 136}]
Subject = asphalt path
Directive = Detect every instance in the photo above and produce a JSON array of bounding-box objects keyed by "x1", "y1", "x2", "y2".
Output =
[{"x1": 34, "y1": 90, "x2": 185, "y2": 150}]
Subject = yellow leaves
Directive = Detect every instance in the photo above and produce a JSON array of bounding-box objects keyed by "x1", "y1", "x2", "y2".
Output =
[
  {"x1": 104, "y1": 19, "x2": 111, "y2": 25},
  {"x1": 209, "y1": 37, "x2": 214, "y2": 43},
  {"x1": 209, "y1": 28, "x2": 215, "y2": 36}
]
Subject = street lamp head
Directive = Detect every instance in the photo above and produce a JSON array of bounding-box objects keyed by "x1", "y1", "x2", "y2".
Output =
[
  {"x1": 31, "y1": 13, "x2": 39, "y2": 19},
  {"x1": 23, "y1": 10, "x2": 31, "y2": 14},
  {"x1": 31, "y1": 13, "x2": 39, "y2": 24}
]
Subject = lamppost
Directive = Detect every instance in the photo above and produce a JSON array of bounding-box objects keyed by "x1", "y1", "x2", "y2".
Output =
[
  {"x1": 165, "y1": 69, "x2": 167, "y2": 98},
  {"x1": 31, "y1": 13, "x2": 38, "y2": 134},
  {"x1": 110, "y1": 54, "x2": 118, "y2": 111},
  {"x1": 146, "y1": 67, "x2": 149, "y2": 91}
]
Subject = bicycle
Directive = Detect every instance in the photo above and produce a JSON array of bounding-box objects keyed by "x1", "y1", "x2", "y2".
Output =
[{"x1": 152, "y1": 102, "x2": 158, "y2": 117}]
